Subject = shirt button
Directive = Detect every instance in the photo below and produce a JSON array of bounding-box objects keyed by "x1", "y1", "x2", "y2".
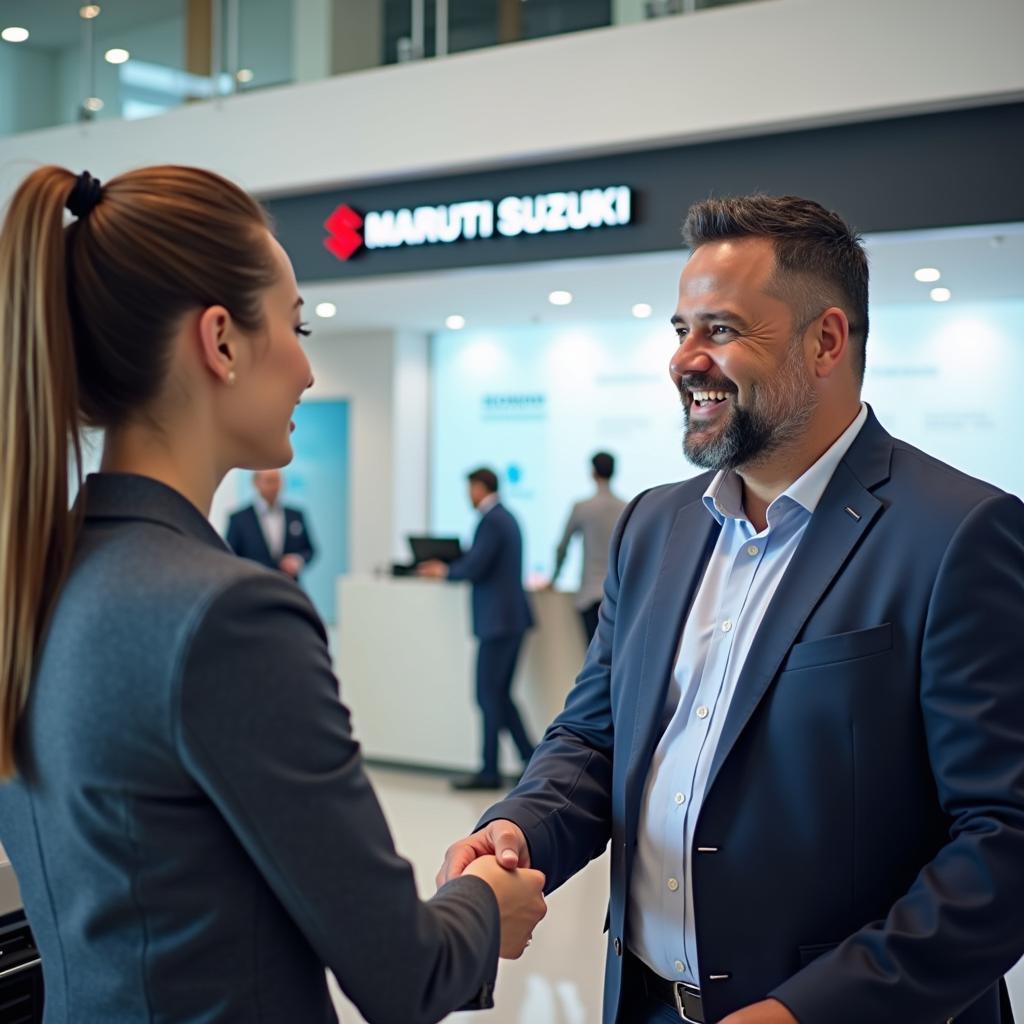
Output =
[
  {"x1": 667, "y1": 878, "x2": 679, "y2": 892},
  {"x1": 696, "y1": 705, "x2": 710, "y2": 720},
  {"x1": 721, "y1": 620, "x2": 733, "y2": 632},
  {"x1": 674, "y1": 960, "x2": 686, "y2": 973},
  {"x1": 747, "y1": 545, "x2": 759, "y2": 556},
  {"x1": 675, "y1": 792, "x2": 686, "y2": 805}
]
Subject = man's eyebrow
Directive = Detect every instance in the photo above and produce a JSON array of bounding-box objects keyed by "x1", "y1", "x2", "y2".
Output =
[{"x1": 670, "y1": 310, "x2": 746, "y2": 326}]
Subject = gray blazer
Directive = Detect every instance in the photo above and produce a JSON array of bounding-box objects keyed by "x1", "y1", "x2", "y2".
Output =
[
  {"x1": 0, "y1": 474, "x2": 499, "y2": 1023},
  {"x1": 552, "y1": 486, "x2": 627, "y2": 609}
]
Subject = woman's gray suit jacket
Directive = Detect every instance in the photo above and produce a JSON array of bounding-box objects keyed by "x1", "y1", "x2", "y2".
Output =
[{"x1": 0, "y1": 473, "x2": 499, "y2": 1023}]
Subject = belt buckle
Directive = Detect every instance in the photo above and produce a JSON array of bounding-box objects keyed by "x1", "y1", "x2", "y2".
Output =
[{"x1": 673, "y1": 982, "x2": 703, "y2": 1024}]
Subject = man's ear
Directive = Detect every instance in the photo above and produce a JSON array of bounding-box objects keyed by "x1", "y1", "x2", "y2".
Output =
[
  {"x1": 813, "y1": 307, "x2": 851, "y2": 380},
  {"x1": 196, "y1": 305, "x2": 238, "y2": 385}
]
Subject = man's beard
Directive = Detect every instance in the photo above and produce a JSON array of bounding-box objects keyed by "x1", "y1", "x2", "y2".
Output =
[{"x1": 681, "y1": 340, "x2": 817, "y2": 471}]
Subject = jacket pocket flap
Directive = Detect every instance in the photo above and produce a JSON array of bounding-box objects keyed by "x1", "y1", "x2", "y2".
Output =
[{"x1": 783, "y1": 623, "x2": 893, "y2": 673}]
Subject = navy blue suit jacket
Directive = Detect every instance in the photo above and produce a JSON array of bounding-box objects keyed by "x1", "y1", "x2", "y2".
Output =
[
  {"x1": 484, "y1": 409, "x2": 1024, "y2": 1024},
  {"x1": 448, "y1": 502, "x2": 533, "y2": 640},
  {"x1": 225, "y1": 504, "x2": 314, "y2": 574}
]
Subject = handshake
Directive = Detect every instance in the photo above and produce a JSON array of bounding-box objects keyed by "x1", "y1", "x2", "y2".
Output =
[{"x1": 437, "y1": 818, "x2": 543, "y2": 960}]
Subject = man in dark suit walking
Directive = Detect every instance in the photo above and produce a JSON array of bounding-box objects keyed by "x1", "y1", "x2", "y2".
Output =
[
  {"x1": 420, "y1": 468, "x2": 536, "y2": 791},
  {"x1": 438, "y1": 196, "x2": 1024, "y2": 1023},
  {"x1": 226, "y1": 469, "x2": 315, "y2": 580}
]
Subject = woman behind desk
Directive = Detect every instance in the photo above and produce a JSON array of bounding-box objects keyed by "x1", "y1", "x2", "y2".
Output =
[{"x1": 0, "y1": 165, "x2": 545, "y2": 1023}]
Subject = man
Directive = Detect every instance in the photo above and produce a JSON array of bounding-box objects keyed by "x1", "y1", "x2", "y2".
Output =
[
  {"x1": 419, "y1": 468, "x2": 536, "y2": 791},
  {"x1": 547, "y1": 451, "x2": 628, "y2": 644},
  {"x1": 437, "y1": 196, "x2": 1024, "y2": 1023},
  {"x1": 226, "y1": 469, "x2": 315, "y2": 580}
]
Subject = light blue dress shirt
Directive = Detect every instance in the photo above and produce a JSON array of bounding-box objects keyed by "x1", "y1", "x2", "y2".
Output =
[{"x1": 628, "y1": 403, "x2": 868, "y2": 984}]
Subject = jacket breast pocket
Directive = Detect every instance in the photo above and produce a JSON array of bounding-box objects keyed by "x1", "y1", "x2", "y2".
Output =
[{"x1": 782, "y1": 622, "x2": 893, "y2": 673}]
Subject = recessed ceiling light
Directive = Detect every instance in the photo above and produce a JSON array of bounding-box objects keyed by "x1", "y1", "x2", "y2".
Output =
[
  {"x1": 80, "y1": 5, "x2": 101, "y2": 18},
  {"x1": 914, "y1": 267, "x2": 941, "y2": 283},
  {"x1": 236, "y1": 68, "x2": 254, "y2": 83},
  {"x1": 314, "y1": 302, "x2": 336, "y2": 318},
  {"x1": 445, "y1": 314, "x2": 466, "y2": 330},
  {"x1": 104, "y1": 47, "x2": 129, "y2": 64},
  {"x1": 548, "y1": 290, "x2": 573, "y2": 306},
  {"x1": 930, "y1": 287, "x2": 952, "y2": 303},
  {"x1": 632, "y1": 302, "x2": 653, "y2": 319},
  {"x1": 83, "y1": 97, "x2": 104, "y2": 112},
  {"x1": 1, "y1": 27, "x2": 30, "y2": 43}
]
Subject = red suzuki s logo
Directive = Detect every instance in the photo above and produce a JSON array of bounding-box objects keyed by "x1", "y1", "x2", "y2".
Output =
[{"x1": 323, "y1": 204, "x2": 364, "y2": 261}]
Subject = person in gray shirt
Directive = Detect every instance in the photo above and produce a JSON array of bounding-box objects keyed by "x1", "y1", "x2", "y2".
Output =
[
  {"x1": 548, "y1": 452, "x2": 627, "y2": 643},
  {"x1": 0, "y1": 164, "x2": 545, "y2": 1023}
]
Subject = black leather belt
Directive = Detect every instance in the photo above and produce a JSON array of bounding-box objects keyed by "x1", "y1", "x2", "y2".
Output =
[{"x1": 630, "y1": 953, "x2": 705, "y2": 1023}]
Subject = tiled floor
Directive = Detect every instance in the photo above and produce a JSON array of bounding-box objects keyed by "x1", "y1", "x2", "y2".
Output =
[
  {"x1": 329, "y1": 766, "x2": 609, "y2": 1024},
  {"x1": 331, "y1": 766, "x2": 1024, "y2": 1024}
]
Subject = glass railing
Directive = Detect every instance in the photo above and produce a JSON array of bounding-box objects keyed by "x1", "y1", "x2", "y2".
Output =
[{"x1": 0, "y1": 0, "x2": 760, "y2": 138}]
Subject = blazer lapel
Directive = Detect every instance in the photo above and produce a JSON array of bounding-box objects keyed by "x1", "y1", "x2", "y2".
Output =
[
  {"x1": 704, "y1": 414, "x2": 894, "y2": 794},
  {"x1": 624, "y1": 498, "x2": 719, "y2": 813},
  {"x1": 250, "y1": 506, "x2": 275, "y2": 564}
]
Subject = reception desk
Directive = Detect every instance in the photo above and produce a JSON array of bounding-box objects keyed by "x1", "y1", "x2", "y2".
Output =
[
  {"x1": 0, "y1": 844, "x2": 21, "y2": 917},
  {"x1": 336, "y1": 576, "x2": 587, "y2": 773}
]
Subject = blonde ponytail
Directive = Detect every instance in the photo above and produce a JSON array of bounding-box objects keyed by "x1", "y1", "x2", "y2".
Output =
[{"x1": 0, "y1": 167, "x2": 83, "y2": 778}]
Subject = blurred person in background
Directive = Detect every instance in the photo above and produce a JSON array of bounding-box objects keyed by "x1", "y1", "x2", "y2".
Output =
[
  {"x1": 226, "y1": 468, "x2": 315, "y2": 580},
  {"x1": 547, "y1": 451, "x2": 627, "y2": 644},
  {"x1": 0, "y1": 164, "x2": 545, "y2": 1023},
  {"x1": 419, "y1": 468, "x2": 536, "y2": 791}
]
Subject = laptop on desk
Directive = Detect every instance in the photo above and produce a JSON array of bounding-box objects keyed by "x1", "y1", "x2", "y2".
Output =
[{"x1": 408, "y1": 536, "x2": 463, "y2": 566}]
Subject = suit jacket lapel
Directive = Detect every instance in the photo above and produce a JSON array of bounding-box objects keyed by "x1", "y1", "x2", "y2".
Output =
[
  {"x1": 250, "y1": 506, "x2": 275, "y2": 564},
  {"x1": 624, "y1": 498, "x2": 719, "y2": 813},
  {"x1": 704, "y1": 413, "x2": 894, "y2": 794}
]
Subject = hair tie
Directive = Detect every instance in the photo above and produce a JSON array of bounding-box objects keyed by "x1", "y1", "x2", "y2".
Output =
[{"x1": 66, "y1": 171, "x2": 103, "y2": 219}]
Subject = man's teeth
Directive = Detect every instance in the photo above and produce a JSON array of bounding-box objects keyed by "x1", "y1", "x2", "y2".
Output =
[{"x1": 691, "y1": 390, "x2": 730, "y2": 404}]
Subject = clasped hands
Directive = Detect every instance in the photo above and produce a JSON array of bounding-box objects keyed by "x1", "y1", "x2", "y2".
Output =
[{"x1": 438, "y1": 820, "x2": 798, "y2": 1022}]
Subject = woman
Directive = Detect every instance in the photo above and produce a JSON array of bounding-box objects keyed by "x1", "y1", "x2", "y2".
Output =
[{"x1": 0, "y1": 166, "x2": 545, "y2": 1023}]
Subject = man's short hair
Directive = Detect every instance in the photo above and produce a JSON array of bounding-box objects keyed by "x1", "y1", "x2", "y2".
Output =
[
  {"x1": 592, "y1": 452, "x2": 615, "y2": 480},
  {"x1": 467, "y1": 467, "x2": 499, "y2": 494},
  {"x1": 681, "y1": 194, "x2": 869, "y2": 383}
]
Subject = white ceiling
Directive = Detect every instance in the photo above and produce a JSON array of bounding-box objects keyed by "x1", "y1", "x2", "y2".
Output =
[{"x1": 298, "y1": 223, "x2": 1024, "y2": 335}]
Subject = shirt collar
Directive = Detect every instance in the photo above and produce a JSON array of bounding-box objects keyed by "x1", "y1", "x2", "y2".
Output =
[
  {"x1": 477, "y1": 493, "x2": 500, "y2": 515},
  {"x1": 702, "y1": 402, "x2": 868, "y2": 527},
  {"x1": 254, "y1": 495, "x2": 281, "y2": 516}
]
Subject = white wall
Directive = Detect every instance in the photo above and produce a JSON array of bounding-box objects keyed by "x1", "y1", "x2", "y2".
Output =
[
  {"x1": 289, "y1": 327, "x2": 429, "y2": 575},
  {"x1": 2, "y1": 0, "x2": 1022, "y2": 204}
]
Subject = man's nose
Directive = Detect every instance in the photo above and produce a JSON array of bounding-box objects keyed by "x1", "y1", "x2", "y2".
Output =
[{"x1": 669, "y1": 332, "x2": 713, "y2": 383}]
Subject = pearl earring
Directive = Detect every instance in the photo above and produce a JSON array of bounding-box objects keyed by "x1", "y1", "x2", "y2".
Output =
[{"x1": 227, "y1": 371, "x2": 237, "y2": 385}]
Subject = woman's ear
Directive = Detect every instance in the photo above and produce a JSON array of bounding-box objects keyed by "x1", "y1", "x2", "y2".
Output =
[{"x1": 196, "y1": 305, "x2": 238, "y2": 385}]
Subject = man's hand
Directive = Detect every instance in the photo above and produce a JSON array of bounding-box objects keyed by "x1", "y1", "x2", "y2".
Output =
[
  {"x1": 416, "y1": 559, "x2": 449, "y2": 579},
  {"x1": 278, "y1": 554, "x2": 304, "y2": 578},
  {"x1": 718, "y1": 999, "x2": 798, "y2": 1024},
  {"x1": 436, "y1": 819, "x2": 529, "y2": 887},
  {"x1": 462, "y1": 855, "x2": 546, "y2": 959}
]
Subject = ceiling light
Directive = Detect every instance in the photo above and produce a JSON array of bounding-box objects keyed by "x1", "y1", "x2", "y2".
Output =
[
  {"x1": 929, "y1": 287, "x2": 951, "y2": 303},
  {"x1": 548, "y1": 290, "x2": 573, "y2": 306},
  {"x1": 80, "y1": 5, "x2": 101, "y2": 18},
  {"x1": 83, "y1": 97, "x2": 104, "y2": 112},
  {"x1": 1, "y1": 27, "x2": 30, "y2": 43},
  {"x1": 104, "y1": 48, "x2": 129, "y2": 64},
  {"x1": 914, "y1": 267, "x2": 941, "y2": 283},
  {"x1": 236, "y1": 68, "x2": 254, "y2": 83},
  {"x1": 632, "y1": 302, "x2": 653, "y2": 319},
  {"x1": 445, "y1": 314, "x2": 466, "y2": 330},
  {"x1": 314, "y1": 302, "x2": 336, "y2": 318}
]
